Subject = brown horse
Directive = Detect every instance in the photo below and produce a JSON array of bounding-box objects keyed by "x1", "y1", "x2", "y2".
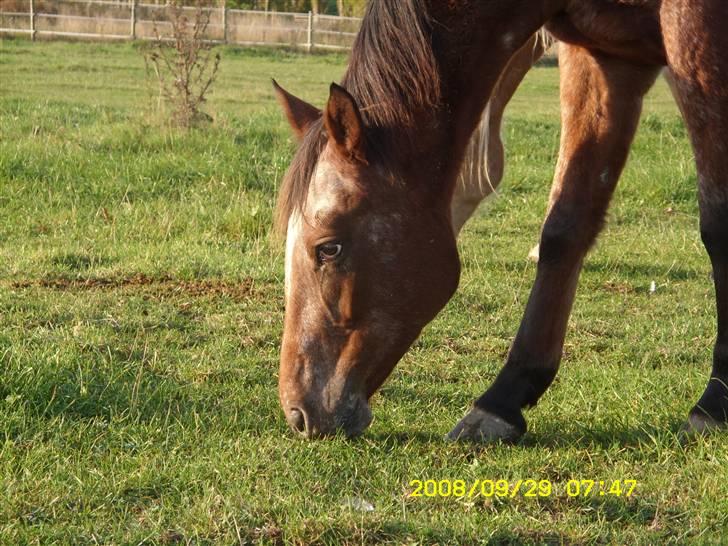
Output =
[{"x1": 274, "y1": 0, "x2": 728, "y2": 441}]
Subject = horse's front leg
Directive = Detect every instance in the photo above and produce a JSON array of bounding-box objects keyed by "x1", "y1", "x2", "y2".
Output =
[{"x1": 449, "y1": 43, "x2": 661, "y2": 442}]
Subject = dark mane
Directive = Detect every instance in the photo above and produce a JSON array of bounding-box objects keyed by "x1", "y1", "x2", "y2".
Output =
[
  {"x1": 343, "y1": 0, "x2": 440, "y2": 128},
  {"x1": 275, "y1": 0, "x2": 441, "y2": 232}
]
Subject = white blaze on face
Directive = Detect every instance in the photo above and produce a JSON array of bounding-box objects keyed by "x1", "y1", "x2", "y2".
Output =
[
  {"x1": 285, "y1": 212, "x2": 302, "y2": 302},
  {"x1": 284, "y1": 154, "x2": 344, "y2": 303},
  {"x1": 307, "y1": 155, "x2": 346, "y2": 218}
]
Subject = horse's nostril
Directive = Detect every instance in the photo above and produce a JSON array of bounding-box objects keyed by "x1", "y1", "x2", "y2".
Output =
[{"x1": 288, "y1": 407, "x2": 307, "y2": 434}]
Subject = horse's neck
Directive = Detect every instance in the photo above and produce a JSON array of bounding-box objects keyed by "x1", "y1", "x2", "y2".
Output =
[{"x1": 408, "y1": 2, "x2": 555, "y2": 200}]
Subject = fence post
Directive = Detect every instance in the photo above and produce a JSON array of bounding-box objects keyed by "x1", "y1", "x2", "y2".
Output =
[
  {"x1": 29, "y1": 0, "x2": 35, "y2": 41},
  {"x1": 222, "y1": 4, "x2": 227, "y2": 43},
  {"x1": 130, "y1": 0, "x2": 136, "y2": 40},
  {"x1": 307, "y1": 10, "x2": 313, "y2": 52}
]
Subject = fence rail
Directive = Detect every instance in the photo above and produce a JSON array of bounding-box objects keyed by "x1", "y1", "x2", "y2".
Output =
[{"x1": 0, "y1": 0, "x2": 362, "y2": 50}]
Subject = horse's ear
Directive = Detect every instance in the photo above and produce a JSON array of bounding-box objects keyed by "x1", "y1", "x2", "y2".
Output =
[
  {"x1": 272, "y1": 79, "x2": 321, "y2": 141},
  {"x1": 324, "y1": 83, "x2": 367, "y2": 164}
]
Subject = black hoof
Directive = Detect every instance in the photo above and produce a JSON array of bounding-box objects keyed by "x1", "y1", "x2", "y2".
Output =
[
  {"x1": 679, "y1": 412, "x2": 727, "y2": 442},
  {"x1": 446, "y1": 407, "x2": 525, "y2": 444}
]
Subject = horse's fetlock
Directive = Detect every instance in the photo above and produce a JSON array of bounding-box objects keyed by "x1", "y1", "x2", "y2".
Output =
[
  {"x1": 700, "y1": 215, "x2": 728, "y2": 261},
  {"x1": 522, "y1": 367, "x2": 558, "y2": 408}
]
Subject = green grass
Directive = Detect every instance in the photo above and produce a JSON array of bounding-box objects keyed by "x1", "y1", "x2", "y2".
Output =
[{"x1": 1, "y1": 38, "x2": 727, "y2": 545}]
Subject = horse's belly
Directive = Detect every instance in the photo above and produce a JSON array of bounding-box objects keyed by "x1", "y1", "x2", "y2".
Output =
[{"x1": 547, "y1": 0, "x2": 666, "y2": 65}]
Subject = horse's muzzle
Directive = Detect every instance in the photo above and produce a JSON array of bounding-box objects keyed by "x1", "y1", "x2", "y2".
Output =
[{"x1": 284, "y1": 397, "x2": 372, "y2": 439}]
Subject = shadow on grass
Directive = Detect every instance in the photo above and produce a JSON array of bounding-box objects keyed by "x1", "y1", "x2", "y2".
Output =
[
  {"x1": 366, "y1": 417, "x2": 692, "y2": 452},
  {"x1": 520, "y1": 418, "x2": 689, "y2": 450}
]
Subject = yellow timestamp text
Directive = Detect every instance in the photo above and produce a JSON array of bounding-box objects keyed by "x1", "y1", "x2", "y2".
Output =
[{"x1": 408, "y1": 479, "x2": 637, "y2": 499}]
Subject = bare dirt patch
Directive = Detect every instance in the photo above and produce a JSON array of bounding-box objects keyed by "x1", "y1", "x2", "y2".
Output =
[
  {"x1": 601, "y1": 280, "x2": 636, "y2": 295},
  {"x1": 8, "y1": 274, "x2": 256, "y2": 302}
]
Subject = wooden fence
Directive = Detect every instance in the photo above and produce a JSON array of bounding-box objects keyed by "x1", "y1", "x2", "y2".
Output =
[{"x1": 0, "y1": 0, "x2": 361, "y2": 50}]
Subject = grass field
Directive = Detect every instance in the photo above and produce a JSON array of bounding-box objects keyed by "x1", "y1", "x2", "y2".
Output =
[{"x1": 1, "y1": 39, "x2": 727, "y2": 545}]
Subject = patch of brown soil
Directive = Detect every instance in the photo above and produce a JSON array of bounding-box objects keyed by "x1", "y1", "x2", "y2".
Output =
[
  {"x1": 601, "y1": 281, "x2": 635, "y2": 295},
  {"x1": 9, "y1": 274, "x2": 256, "y2": 301}
]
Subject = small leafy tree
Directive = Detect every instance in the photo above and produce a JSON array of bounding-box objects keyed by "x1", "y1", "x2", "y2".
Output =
[{"x1": 143, "y1": 1, "x2": 221, "y2": 128}]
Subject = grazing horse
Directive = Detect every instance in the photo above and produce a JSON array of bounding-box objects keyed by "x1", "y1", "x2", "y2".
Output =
[{"x1": 274, "y1": 0, "x2": 728, "y2": 441}]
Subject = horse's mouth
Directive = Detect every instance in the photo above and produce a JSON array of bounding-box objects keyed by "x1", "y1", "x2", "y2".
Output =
[
  {"x1": 337, "y1": 398, "x2": 373, "y2": 438},
  {"x1": 285, "y1": 397, "x2": 372, "y2": 439}
]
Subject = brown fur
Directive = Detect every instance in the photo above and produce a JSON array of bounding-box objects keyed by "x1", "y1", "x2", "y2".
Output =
[{"x1": 275, "y1": 0, "x2": 728, "y2": 439}]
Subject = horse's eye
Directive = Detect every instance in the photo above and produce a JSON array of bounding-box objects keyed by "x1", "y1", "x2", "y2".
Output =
[{"x1": 316, "y1": 242, "x2": 343, "y2": 263}]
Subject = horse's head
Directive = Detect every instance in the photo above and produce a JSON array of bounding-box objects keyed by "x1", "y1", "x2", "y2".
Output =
[{"x1": 274, "y1": 81, "x2": 460, "y2": 438}]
